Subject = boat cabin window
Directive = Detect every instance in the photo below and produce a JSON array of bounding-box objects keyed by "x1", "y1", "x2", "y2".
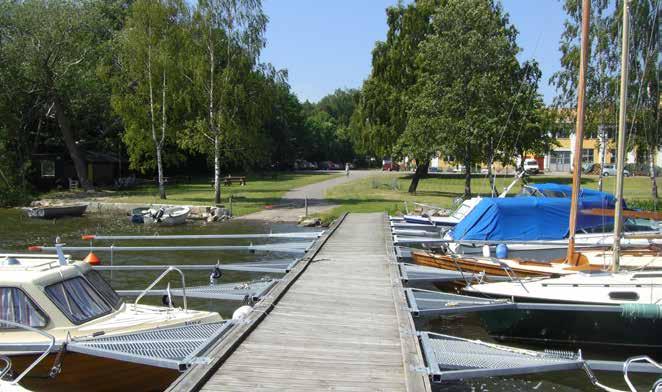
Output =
[
  {"x1": 609, "y1": 292, "x2": 639, "y2": 301},
  {"x1": 0, "y1": 287, "x2": 48, "y2": 329},
  {"x1": 541, "y1": 190, "x2": 567, "y2": 198},
  {"x1": 451, "y1": 203, "x2": 473, "y2": 220},
  {"x1": 84, "y1": 270, "x2": 123, "y2": 309},
  {"x1": 45, "y1": 277, "x2": 112, "y2": 324}
]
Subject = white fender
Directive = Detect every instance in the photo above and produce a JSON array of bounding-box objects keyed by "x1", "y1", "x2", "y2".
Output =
[{"x1": 232, "y1": 305, "x2": 253, "y2": 321}]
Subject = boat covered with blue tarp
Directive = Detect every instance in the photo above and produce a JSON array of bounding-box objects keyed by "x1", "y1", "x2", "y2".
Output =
[
  {"x1": 524, "y1": 183, "x2": 622, "y2": 207},
  {"x1": 450, "y1": 196, "x2": 617, "y2": 241}
]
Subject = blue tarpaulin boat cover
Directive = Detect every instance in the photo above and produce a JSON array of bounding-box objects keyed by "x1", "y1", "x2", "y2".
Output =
[
  {"x1": 527, "y1": 183, "x2": 622, "y2": 207},
  {"x1": 450, "y1": 196, "x2": 616, "y2": 241}
]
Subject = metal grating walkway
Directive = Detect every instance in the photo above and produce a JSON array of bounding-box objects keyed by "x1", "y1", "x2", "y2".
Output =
[
  {"x1": 68, "y1": 321, "x2": 233, "y2": 371},
  {"x1": 419, "y1": 332, "x2": 584, "y2": 382}
]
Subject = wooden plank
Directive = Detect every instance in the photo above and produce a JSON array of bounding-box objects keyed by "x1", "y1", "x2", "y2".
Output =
[
  {"x1": 166, "y1": 213, "x2": 349, "y2": 392},
  {"x1": 383, "y1": 214, "x2": 432, "y2": 392},
  {"x1": 172, "y1": 213, "x2": 428, "y2": 391},
  {"x1": 582, "y1": 208, "x2": 662, "y2": 220}
]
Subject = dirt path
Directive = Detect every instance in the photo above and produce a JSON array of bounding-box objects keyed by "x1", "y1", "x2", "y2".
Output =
[{"x1": 238, "y1": 170, "x2": 378, "y2": 222}]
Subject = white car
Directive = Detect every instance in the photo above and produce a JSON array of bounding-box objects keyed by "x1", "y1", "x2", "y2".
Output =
[
  {"x1": 523, "y1": 159, "x2": 539, "y2": 174},
  {"x1": 602, "y1": 164, "x2": 630, "y2": 177}
]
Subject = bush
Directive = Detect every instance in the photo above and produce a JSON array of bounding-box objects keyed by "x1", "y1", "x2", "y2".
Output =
[
  {"x1": 0, "y1": 187, "x2": 31, "y2": 207},
  {"x1": 628, "y1": 199, "x2": 662, "y2": 212},
  {"x1": 624, "y1": 163, "x2": 662, "y2": 177}
]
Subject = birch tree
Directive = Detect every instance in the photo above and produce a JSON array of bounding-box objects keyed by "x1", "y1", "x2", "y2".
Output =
[
  {"x1": 112, "y1": 0, "x2": 187, "y2": 199},
  {"x1": 191, "y1": 0, "x2": 267, "y2": 204}
]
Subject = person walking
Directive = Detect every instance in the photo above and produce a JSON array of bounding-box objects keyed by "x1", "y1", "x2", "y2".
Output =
[{"x1": 345, "y1": 163, "x2": 350, "y2": 176}]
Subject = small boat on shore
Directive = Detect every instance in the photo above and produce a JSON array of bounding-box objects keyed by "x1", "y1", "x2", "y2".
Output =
[
  {"x1": 24, "y1": 204, "x2": 87, "y2": 219},
  {"x1": 128, "y1": 206, "x2": 151, "y2": 224},
  {"x1": 131, "y1": 206, "x2": 190, "y2": 225}
]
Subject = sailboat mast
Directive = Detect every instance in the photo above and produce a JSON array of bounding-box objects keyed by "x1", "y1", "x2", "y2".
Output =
[
  {"x1": 566, "y1": 0, "x2": 591, "y2": 264},
  {"x1": 612, "y1": 0, "x2": 631, "y2": 272}
]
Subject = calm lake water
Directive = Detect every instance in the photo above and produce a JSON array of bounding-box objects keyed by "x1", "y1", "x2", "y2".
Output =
[
  {"x1": 0, "y1": 207, "x2": 312, "y2": 318},
  {"x1": 0, "y1": 208, "x2": 657, "y2": 391}
]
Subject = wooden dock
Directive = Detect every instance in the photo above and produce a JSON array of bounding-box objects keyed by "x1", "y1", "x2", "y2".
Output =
[{"x1": 169, "y1": 213, "x2": 430, "y2": 391}]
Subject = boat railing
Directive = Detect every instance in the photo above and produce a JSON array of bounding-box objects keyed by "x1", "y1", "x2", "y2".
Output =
[
  {"x1": 0, "y1": 319, "x2": 56, "y2": 385},
  {"x1": 623, "y1": 356, "x2": 662, "y2": 392},
  {"x1": 134, "y1": 266, "x2": 188, "y2": 312},
  {"x1": 494, "y1": 259, "x2": 530, "y2": 293}
]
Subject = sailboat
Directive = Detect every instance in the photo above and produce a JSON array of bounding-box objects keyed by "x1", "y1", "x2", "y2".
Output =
[
  {"x1": 401, "y1": 171, "x2": 526, "y2": 227},
  {"x1": 462, "y1": 0, "x2": 662, "y2": 353}
]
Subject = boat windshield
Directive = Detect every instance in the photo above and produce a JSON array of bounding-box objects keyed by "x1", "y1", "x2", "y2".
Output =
[
  {"x1": 451, "y1": 202, "x2": 473, "y2": 220},
  {"x1": 45, "y1": 277, "x2": 112, "y2": 324},
  {"x1": 0, "y1": 287, "x2": 48, "y2": 329},
  {"x1": 580, "y1": 219, "x2": 659, "y2": 234},
  {"x1": 84, "y1": 270, "x2": 123, "y2": 309}
]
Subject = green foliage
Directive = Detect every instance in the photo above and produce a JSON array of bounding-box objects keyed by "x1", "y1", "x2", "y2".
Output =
[
  {"x1": 351, "y1": 0, "x2": 440, "y2": 159},
  {"x1": 353, "y1": 0, "x2": 551, "y2": 195},
  {"x1": 552, "y1": 0, "x2": 660, "y2": 155},
  {"x1": 0, "y1": 0, "x2": 122, "y2": 190},
  {"x1": 110, "y1": 0, "x2": 189, "y2": 174}
]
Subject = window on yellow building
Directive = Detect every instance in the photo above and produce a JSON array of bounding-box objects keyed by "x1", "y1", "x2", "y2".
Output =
[{"x1": 582, "y1": 148, "x2": 594, "y2": 163}]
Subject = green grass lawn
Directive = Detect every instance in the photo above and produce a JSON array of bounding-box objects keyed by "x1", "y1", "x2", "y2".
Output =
[
  {"x1": 323, "y1": 173, "x2": 662, "y2": 218},
  {"x1": 42, "y1": 172, "x2": 342, "y2": 217}
]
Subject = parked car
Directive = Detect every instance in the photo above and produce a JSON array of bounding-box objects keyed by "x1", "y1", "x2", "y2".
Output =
[
  {"x1": 602, "y1": 164, "x2": 630, "y2": 177},
  {"x1": 523, "y1": 159, "x2": 540, "y2": 174},
  {"x1": 382, "y1": 160, "x2": 399, "y2": 171}
]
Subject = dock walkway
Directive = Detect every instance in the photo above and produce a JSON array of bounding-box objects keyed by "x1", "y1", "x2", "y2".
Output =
[{"x1": 175, "y1": 213, "x2": 429, "y2": 391}]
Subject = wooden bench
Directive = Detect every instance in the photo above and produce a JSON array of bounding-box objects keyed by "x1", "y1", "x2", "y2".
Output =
[
  {"x1": 224, "y1": 176, "x2": 246, "y2": 186},
  {"x1": 210, "y1": 176, "x2": 247, "y2": 187}
]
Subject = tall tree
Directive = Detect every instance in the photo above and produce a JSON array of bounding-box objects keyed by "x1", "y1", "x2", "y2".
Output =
[
  {"x1": 112, "y1": 0, "x2": 188, "y2": 199},
  {"x1": 553, "y1": 0, "x2": 660, "y2": 197},
  {"x1": 352, "y1": 0, "x2": 440, "y2": 193},
  {"x1": 0, "y1": 0, "x2": 114, "y2": 191},
  {"x1": 624, "y1": 0, "x2": 660, "y2": 198},
  {"x1": 405, "y1": 0, "x2": 524, "y2": 198},
  {"x1": 190, "y1": 0, "x2": 267, "y2": 204}
]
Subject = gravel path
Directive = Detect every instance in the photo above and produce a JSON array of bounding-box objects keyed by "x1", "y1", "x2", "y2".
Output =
[{"x1": 238, "y1": 170, "x2": 378, "y2": 222}]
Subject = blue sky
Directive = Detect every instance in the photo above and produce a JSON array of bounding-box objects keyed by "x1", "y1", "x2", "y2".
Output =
[{"x1": 261, "y1": 0, "x2": 568, "y2": 104}]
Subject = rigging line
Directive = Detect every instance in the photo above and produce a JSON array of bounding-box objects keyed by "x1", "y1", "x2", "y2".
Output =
[{"x1": 481, "y1": 28, "x2": 544, "y2": 194}]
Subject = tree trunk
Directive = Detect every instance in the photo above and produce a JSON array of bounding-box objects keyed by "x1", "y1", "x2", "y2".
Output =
[
  {"x1": 487, "y1": 148, "x2": 496, "y2": 196},
  {"x1": 407, "y1": 160, "x2": 429, "y2": 194},
  {"x1": 214, "y1": 135, "x2": 222, "y2": 204},
  {"x1": 598, "y1": 126, "x2": 606, "y2": 192},
  {"x1": 649, "y1": 150, "x2": 658, "y2": 199},
  {"x1": 158, "y1": 67, "x2": 167, "y2": 200},
  {"x1": 53, "y1": 96, "x2": 92, "y2": 190},
  {"x1": 518, "y1": 150, "x2": 525, "y2": 173},
  {"x1": 156, "y1": 145, "x2": 166, "y2": 199},
  {"x1": 147, "y1": 37, "x2": 166, "y2": 200},
  {"x1": 463, "y1": 147, "x2": 472, "y2": 199}
]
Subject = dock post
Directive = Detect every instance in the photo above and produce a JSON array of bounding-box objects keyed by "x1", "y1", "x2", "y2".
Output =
[
  {"x1": 229, "y1": 195, "x2": 233, "y2": 217},
  {"x1": 304, "y1": 196, "x2": 308, "y2": 217}
]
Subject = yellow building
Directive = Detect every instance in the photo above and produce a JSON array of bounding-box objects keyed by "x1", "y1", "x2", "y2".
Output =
[{"x1": 545, "y1": 125, "x2": 629, "y2": 173}]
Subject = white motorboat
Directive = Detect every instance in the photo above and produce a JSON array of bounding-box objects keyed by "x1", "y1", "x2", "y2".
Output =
[{"x1": 0, "y1": 253, "x2": 221, "y2": 391}]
